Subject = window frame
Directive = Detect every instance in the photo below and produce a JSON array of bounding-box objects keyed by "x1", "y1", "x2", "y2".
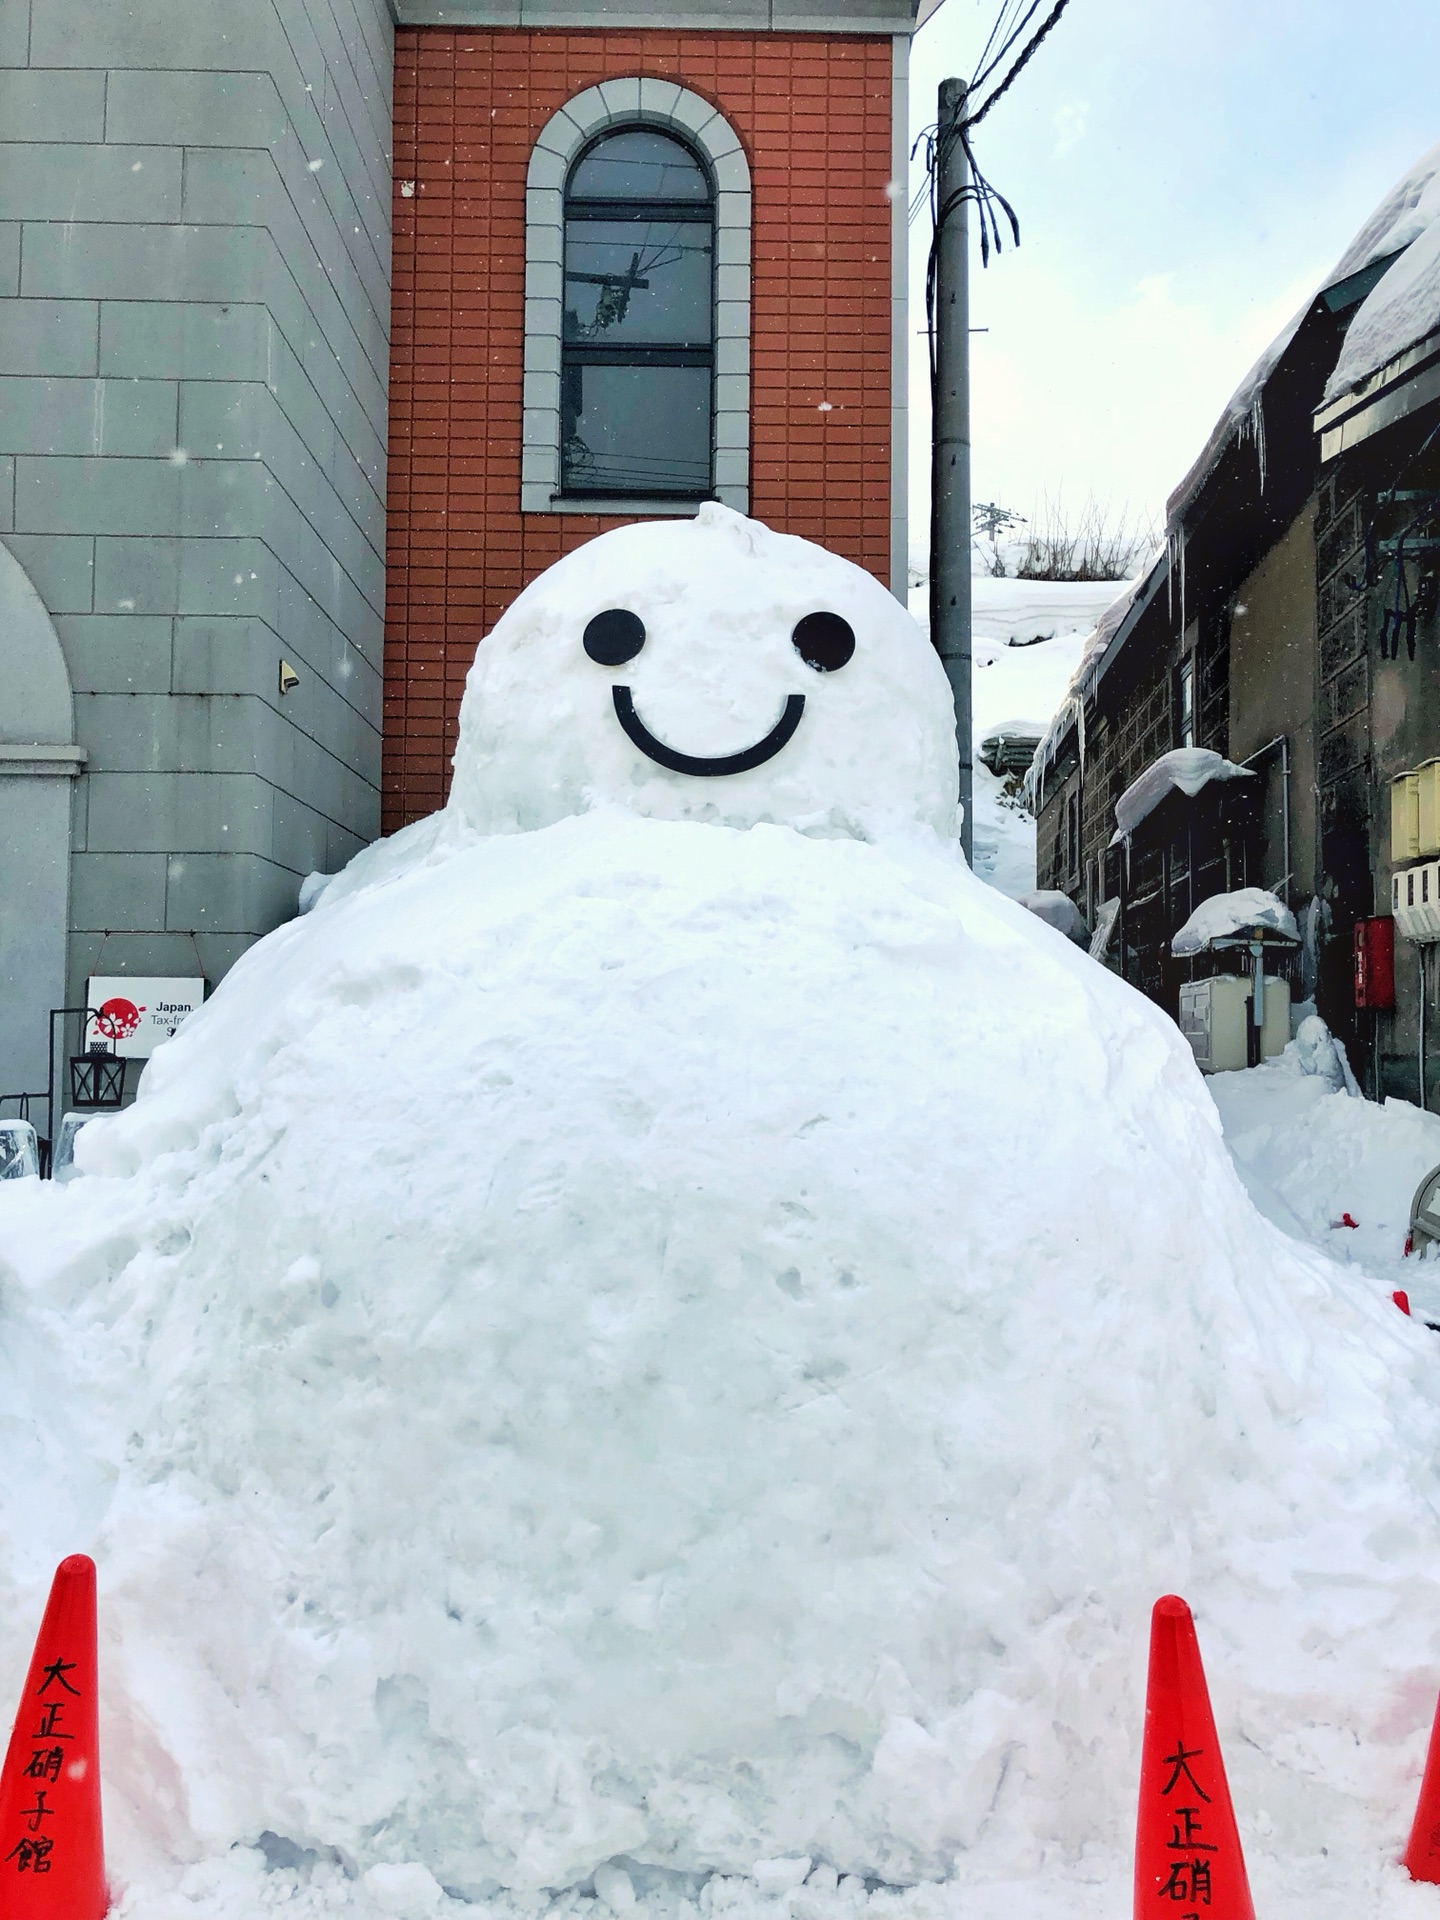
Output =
[
  {"x1": 560, "y1": 128, "x2": 717, "y2": 503},
  {"x1": 1175, "y1": 654, "x2": 1196, "y2": 749},
  {"x1": 522, "y1": 79, "x2": 751, "y2": 517}
]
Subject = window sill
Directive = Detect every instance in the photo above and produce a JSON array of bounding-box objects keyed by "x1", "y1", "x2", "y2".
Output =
[{"x1": 522, "y1": 491, "x2": 706, "y2": 517}]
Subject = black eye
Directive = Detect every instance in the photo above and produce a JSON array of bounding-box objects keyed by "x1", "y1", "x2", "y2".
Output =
[
  {"x1": 791, "y1": 611, "x2": 855, "y2": 673},
  {"x1": 584, "y1": 608, "x2": 646, "y2": 666}
]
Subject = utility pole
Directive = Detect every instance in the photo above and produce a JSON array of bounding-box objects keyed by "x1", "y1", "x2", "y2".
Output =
[{"x1": 930, "y1": 78, "x2": 972, "y2": 864}]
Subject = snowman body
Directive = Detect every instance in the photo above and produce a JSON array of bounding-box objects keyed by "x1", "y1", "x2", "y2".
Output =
[{"x1": 3, "y1": 508, "x2": 1438, "y2": 1913}]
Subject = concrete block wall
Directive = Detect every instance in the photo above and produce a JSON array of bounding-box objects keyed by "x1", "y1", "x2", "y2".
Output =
[{"x1": 0, "y1": 0, "x2": 393, "y2": 1005}]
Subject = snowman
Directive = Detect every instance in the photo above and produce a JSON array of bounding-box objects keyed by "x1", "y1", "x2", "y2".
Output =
[{"x1": 2, "y1": 505, "x2": 1439, "y2": 1920}]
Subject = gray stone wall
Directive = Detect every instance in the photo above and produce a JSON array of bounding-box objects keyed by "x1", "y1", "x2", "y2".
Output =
[{"x1": 0, "y1": 0, "x2": 392, "y2": 1025}]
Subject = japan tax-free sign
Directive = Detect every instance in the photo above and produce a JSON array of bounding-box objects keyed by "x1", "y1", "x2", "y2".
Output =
[{"x1": 85, "y1": 978, "x2": 205, "y2": 1059}]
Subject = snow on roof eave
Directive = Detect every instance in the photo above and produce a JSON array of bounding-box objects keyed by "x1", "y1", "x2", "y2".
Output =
[
  {"x1": 1315, "y1": 322, "x2": 1440, "y2": 448},
  {"x1": 1323, "y1": 234, "x2": 1440, "y2": 407},
  {"x1": 1316, "y1": 142, "x2": 1440, "y2": 407},
  {"x1": 1163, "y1": 143, "x2": 1440, "y2": 531},
  {"x1": 1164, "y1": 301, "x2": 1313, "y2": 531}
]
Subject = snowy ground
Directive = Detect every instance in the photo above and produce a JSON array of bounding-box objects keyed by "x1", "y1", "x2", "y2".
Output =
[
  {"x1": 1208, "y1": 1036, "x2": 1440, "y2": 1324},
  {"x1": 908, "y1": 577, "x2": 1126, "y2": 900}
]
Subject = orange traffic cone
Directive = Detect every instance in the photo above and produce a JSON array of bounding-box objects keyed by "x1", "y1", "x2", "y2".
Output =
[
  {"x1": 0, "y1": 1556, "x2": 106, "y2": 1920},
  {"x1": 1403, "y1": 1690, "x2": 1440, "y2": 1880},
  {"x1": 1134, "y1": 1594, "x2": 1255, "y2": 1920}
]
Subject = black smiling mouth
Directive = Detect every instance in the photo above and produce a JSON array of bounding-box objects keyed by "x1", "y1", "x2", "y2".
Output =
[{"x1": 612, "y1": 685, "x2": 807, "y2": 778}]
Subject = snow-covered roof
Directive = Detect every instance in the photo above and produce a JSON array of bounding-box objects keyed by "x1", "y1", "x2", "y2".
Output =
[
  {"x1": 1169, "y1": 142, "x2": 1440, "y2": 524},
  {"x1": 1112, "y1": 747, "x2": 1254, "y2": 843},
  {"x1": 1171, "y1": 887, "x2": 1300, "y2": 957},
  {"x1": 1326, "y1": 221, "x2": 1440, "y2": 403},
  {"x1": 980, "y1": 718, "x2": 1044, "y2": 747},
  {"x1": 1324, "y1": 140, "x2": 1440, "y2": 292},
  {"x1": 1022, "y1": 568, "x2": 1157, "y2": 802}
]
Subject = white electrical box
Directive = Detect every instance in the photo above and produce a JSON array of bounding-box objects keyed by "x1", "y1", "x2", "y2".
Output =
[
  {"x1": 1178, "y1": 975, "x2": 1290, "y2": 1074},
  {"x1": 1392, "y1": 861, "x2": 1440, "y2": 942}
]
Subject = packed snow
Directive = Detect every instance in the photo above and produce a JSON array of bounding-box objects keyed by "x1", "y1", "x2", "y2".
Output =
[
  {"x1": 1170, "y1": 888, "x2": 1300, "y2": 958},
  {"x1": 4, "y1": 512, "x2": 1440, "y2": 1920}
]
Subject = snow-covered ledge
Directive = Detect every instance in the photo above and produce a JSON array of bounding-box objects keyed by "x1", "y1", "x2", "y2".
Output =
[
  {"x1": 1111, "y1": 747, "x2": 1254, "y2": 844},
  {"x1": 522, "y1": 79, "x2": 752, "y2": 517}
]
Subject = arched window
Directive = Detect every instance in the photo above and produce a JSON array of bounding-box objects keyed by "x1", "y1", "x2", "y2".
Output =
[
  {"x1": 561, "y1": 128, "x2": 714, "y2": 501},
  {"x1": 522, "y1": 81, "x2": 751, "y2": 517}
]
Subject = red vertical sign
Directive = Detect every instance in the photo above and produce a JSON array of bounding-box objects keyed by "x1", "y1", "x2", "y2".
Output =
[
  {"x1": 0, "y1": 1556, "x2": 106, "y2": 1920},
  {"x1": 1134, "y1": 1595, "x2": 1255, "y2": 1920}
]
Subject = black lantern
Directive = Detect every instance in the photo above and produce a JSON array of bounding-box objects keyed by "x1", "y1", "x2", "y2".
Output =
[{"x1": 69, "y1": 1045, "x2": 126, "y2": 1109}]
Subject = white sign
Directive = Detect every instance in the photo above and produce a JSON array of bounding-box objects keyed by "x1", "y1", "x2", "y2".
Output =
[{"x1": 85, "y1": 977, "x2": 205, "y2": 1059}]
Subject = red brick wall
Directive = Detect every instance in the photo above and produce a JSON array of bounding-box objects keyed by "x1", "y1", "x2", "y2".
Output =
[{"x1": 385, "y1": 28, "x2": 896, "y2": 829}]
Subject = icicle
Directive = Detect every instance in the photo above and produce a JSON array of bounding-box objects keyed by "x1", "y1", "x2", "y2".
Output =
[
  {"x1": 1165, "y1": 522, "x2": 1186, "y2": 633},
  {"x1": 1177, "y1": 522, "x2": 1187, "y2": 637},
  {"x1": 1240, "y1": 391, "x2": 1268, "y2": 493}
]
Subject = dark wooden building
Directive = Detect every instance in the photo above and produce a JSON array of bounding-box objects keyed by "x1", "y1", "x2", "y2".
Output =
[{"x1": 1033, "y1": 149, "x2": 1440, "y2": 1099}]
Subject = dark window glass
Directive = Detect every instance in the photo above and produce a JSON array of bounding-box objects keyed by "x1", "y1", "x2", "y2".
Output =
[
  {"x1": 562, "y1": 363, "x2": 711, "y2": 498},
  {"x1": 562, "y1": 128, "x2": 714, "y2": 500},
  {"x1": 568, "y1": 128, "x2": 711, "y2": 202},
  {"x1": 564, "y1": 221, "x2": 713, "y2": 347}
]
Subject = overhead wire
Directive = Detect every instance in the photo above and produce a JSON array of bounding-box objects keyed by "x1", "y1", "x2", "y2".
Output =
[{"x1": 914, "y1": 0, "x2": 1076, "y2": 409}]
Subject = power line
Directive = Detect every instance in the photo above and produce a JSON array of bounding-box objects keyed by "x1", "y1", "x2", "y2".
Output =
[{"x1": 968, "y1": 0, "x2": 1074, "y2": 127}]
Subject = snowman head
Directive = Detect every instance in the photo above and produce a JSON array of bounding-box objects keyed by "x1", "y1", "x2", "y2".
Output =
[{"x1": 448, "y1": 505, "x2": 958, "y2": 842}]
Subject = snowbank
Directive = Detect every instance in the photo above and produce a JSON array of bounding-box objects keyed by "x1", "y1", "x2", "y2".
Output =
[
  {"x1": 1171, "y1": 888, "x2": 1300, "y2": 957},
  {"x1": 2, "y1": 515, "x2": 1440, "y2": 1920},
  {"x1": 1207, "y1": 1028, "x2": 1440, "y2": 1323},
  {"x1": 1113, "y1": 747, "x2": 1254, "y2": 840}
]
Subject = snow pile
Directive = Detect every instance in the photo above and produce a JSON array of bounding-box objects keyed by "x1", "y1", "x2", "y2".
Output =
[
  {"x1": 1113, "y1": 747, "x2": 1254, "y2": 840},
  {"x1": 1207, "y1": 1024, "x2": 1440, "y2": 1320},
  {"x1": 1017, "y1": 889, "x2": 1088, "y2": 943},
  {"x1": 2, "y1": 516, "x2": 1440, "y2": 1920},
  {"x1": 1171, "y1": 888, "x2": 1300, "y2": 957}
]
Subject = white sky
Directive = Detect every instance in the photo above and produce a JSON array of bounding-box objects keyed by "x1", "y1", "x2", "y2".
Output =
[{"x1": 905, "y1": 0, "x2": 1440, "y2": 563}]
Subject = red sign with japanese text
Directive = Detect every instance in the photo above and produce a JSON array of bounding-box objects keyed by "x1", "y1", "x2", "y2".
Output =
[
  {"x1": 0, "y1": 1556, "x2": 106, "y2": 1920},
  {"x1": 1134, "y1": 1595, "x2": 1255, "y2": 1920}
]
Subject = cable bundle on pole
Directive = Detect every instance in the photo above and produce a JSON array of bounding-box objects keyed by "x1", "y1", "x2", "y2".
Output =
[{"x1": 917, "y1": 0, "x2": 1075, "y2": 864}]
